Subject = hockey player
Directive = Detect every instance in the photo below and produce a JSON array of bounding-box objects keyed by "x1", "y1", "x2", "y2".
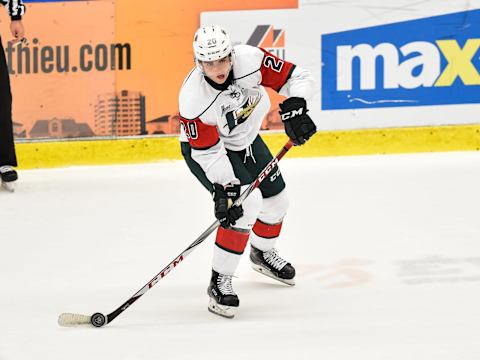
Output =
[
  {"x1": 178, "y1": 25, "x2": 316, "y2": 318},
  {"x1": 0, "y1": 0, "x2": 26, "y2": 192}
]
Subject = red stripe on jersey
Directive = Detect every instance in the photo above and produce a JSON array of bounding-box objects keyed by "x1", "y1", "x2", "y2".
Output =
[
  {"x1": 252, "y1": 219, "x2": 283, "y2": 239},
  {"x1": 179, "y1": 116, "x2": 220, "y2": 150},
  {"x1": 259, "y1": 48, "x2": 295, "y2": 92},
  {"x1": 215, "y1": 227, "x2": 249, "y2": 254}
]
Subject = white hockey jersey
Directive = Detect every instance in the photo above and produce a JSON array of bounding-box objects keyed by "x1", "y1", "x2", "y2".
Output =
[{"x1": 178, "y1": 44, "x2": 314, "y2": 186}]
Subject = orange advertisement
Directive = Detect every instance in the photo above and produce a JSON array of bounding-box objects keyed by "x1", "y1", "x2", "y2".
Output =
[{"x1": 0, "y1": 0, "x2": 297, "y2": 140}]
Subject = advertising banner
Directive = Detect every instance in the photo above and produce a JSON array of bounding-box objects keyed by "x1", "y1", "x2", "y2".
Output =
[
  {"x1": 322, "y1": 10, "x2": 480, "y2": 110},
  {"x1": 203, "y1": 0, "x2": 480, "y2": 130},
  {"x1": 1, "y1": 0, "x2": 124, "y2": 139},
  {"x1": 0, "y1": 0, "x2": 297, "y2": 140}
]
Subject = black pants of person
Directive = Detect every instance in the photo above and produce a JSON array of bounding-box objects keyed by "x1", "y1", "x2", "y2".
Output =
[
  {"x1": 181, "y1": 135, "x2": 286, "y2": 198},
  {"x1": 0, "y1": 36, "x2": 17, "y2": 167}
]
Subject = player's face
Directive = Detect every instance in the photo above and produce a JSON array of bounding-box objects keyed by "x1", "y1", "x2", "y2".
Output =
[{"x1": 200, "y1": 56, "x2": 231, "y2": 84}]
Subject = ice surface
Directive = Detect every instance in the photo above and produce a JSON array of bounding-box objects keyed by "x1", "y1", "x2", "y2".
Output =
[{"x1": 1, "y1": 152, "x2": 479, "y2": 360}]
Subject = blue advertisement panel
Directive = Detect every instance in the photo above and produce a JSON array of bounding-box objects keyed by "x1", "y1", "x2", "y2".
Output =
[{"x1": 322, "y1": 10, "x2": 480, "y2": 110}]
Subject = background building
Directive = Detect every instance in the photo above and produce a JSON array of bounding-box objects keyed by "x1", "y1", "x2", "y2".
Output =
[
  {"x1": 147, "y1": 113, "x2": 181, "y2": 135},
  {"x1": 29, "y1": 118, "x2": 94, "y2": 139},
  {"x1": 94, "y1": 90, "x2": 146, "y2": 137},
  {"x1": 13, "y1": 121, "x2": 26, "y2": 138}
]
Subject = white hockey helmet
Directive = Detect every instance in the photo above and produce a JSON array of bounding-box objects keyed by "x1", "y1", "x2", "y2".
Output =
[{"x1": 193, "y1": 25, "x2": 233, "y2": 62}]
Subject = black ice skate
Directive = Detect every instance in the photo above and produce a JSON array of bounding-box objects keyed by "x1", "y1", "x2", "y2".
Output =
[
  {"x1": 207, "y1": 269, "x2": 239, "y2": 319},
  {"x1": 250, "y1": 245, "x2": 296, "y2": 286},
  {"x1": 0, "y1": 166, "x2": 18, "y2": 192}
]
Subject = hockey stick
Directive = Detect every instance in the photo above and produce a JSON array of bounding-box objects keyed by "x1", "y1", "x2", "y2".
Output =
[{"x1": 58, "y1": 139, "x2": 294, "y2": 327}]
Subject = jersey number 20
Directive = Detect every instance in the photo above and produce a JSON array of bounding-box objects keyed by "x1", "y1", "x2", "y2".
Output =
[
  {"x1": 263, "y1": 55, "x2": 284, "y2": 73},
  {"x1": 181, "y1": 121, "x2": 198, "y2": 140}
]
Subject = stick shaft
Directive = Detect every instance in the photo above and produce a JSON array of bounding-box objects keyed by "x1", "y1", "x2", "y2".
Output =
[{"x1": 106, "y1": 139, "x2": 294, "y2": 325}]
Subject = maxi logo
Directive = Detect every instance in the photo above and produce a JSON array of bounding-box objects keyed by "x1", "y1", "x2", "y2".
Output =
[
  {"x1": 336, "y1": 39, "x2": 480, "y2": 91},
  {"x1": 322, "y1": 10, "x2": 480, "y2": 109},
  {"x1": 435, "y1": 40, "x2": 480, "y2": 86}
]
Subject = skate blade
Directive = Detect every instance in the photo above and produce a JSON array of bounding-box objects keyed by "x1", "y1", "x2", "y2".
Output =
[
  {"x1": 251, "y1": 264, "x2": 295, "y2": 286},
  {"x1": 1, "y1": 181, "x2": 15, "y2": 192},
  {"x1": 208, "y1": 298, "x2": 237, "y2": 319}
]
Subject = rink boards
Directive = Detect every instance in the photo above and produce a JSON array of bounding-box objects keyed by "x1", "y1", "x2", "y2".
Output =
[
  {"x1": 15, "y1": 124, "x2": 480, "y2": 169},
  {"x1": 11, "y1": 1, "x2": 480, "y2": 169}
]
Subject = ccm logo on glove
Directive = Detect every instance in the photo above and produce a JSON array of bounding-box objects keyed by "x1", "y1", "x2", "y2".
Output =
[
  {"x1": 280, "y1": 108, "x2": 304, "y2": 121},
  {"x1": 279, "y1": 97, "x2": 317, "y2": 146}
]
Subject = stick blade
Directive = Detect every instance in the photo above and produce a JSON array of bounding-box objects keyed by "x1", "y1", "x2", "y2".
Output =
[{"x1": 58, "y1": 313, "x2": 92, "y2": 327}]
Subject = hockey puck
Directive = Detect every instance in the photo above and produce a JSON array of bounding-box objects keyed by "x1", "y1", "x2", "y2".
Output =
[{"x1": 90, "y1": 312, "x2": 107, "y2": 327}]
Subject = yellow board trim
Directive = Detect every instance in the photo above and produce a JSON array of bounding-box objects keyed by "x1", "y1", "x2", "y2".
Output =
[{"x1": 16, "y1": 125, "x2": 480, "y2": 169}]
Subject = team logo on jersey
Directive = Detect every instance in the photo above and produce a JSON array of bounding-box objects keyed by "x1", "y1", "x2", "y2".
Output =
[
  {"x1": 247, "y1": 25, "x2": 285, "y2": 59},
  {"x1": 224, "y1": 93, "x2": 262, "y2": 132},
  {"x1": 228, "y1": 89, "x2": 241, "y2": 99},
  {"x1": 322, "y1": 10, "x2": 480, "y2": 110}
]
